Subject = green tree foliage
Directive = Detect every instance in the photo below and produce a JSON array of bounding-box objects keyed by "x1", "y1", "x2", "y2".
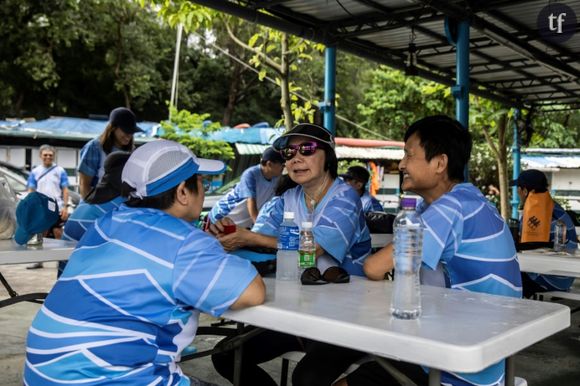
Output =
[
  {"x1": 357, "y1": 67, "x2": 454, "y2": 140},
  {"x1": 0, "y1": 0, "x2": 85, "y2": 116},
  {"x1": 160, "y1": 106, "x2": 234, "y2": 162},
  {"x1": 528, "y1": 110, "x2": 580, "y2": 148}
]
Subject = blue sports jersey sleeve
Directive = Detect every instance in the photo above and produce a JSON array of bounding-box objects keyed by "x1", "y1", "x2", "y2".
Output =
[
  {"x1": 173, "y1": 232, "x2": 258, "y2": 317},
  {"x1": 26, "y1": 173, "x2": 37, "y2": 189},
  {"x1": 419, "y1": 197, "x2": 464, "y2": 270},
  {"x1": 252, "y1": 195, "x2": 284, "y2": 237},
  {"x1": 314, "y1": 188, "x2": 366, "y2": 263},
  {"x1": 236, "y1": 167, "x2": 258, "y2": 199},
  {"x1": 59, "y1": 168, "x2": 69, "y2": 188},
  {"x1": 78, "y1": 139, "x2": 101, "y2": 177}
]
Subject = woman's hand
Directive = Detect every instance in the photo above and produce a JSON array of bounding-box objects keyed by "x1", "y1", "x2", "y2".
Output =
[
  {"x1": 207, "y1": 217, "x2": 235, "y2": 236},
  {"x1": 217, "y1": 227, "x2": 252, "y2": 251}
]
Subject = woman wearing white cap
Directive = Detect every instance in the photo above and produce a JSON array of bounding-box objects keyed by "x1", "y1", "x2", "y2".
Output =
[{"x1": 24, "y1": 140, "x2": 265, "y2": 386}]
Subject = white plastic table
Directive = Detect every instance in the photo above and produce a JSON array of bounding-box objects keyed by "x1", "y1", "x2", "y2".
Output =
[
  {"x1": 0, "y1": 238, "x2": 75, "y2": 308},
  {"x1": 0, "y1": 239, "x2": 76, "y2": 265},
  {"x1": 518, "y1": 249, "x2": 580, "y2": 278},
  {"x1": 224, "y1": 277, "x2": 570, "y2": 386}
]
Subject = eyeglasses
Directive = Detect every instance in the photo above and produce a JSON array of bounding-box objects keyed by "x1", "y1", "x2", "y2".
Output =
[
  {"x1": 279, "y1": 141, "x2": 320, "y2": 161},
  {"x1": 300, "y1": 266, "x2": 350, "y2": 285}
]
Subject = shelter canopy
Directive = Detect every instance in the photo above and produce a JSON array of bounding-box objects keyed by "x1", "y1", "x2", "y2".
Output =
[{"x1": 194, "y1": 0, "x2": 580, "y2": 111}]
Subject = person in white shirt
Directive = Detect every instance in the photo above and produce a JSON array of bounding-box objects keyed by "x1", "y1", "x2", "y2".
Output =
[{"x1": 26, "y1": 144, "x2": 69, "y2": 268}]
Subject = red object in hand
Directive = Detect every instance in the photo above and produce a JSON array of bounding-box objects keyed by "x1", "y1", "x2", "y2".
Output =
[{"x1": 223, "y1": 224, "x2": 237, "y2": 234}]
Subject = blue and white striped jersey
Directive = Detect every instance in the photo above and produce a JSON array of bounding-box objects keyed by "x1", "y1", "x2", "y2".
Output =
[
  {"x1": 417, "y1": 183, "x2": 522, "y2": 386},
  {"x1": 253, "y1": 179, "x2": 371, "y2": 276},
  {"x1": 360, "y1": 191, "x2": 384, "y2": 214},
  {"x1": 25, "y1": 205, "x2": 257, "y2": 385},
  {"x1": 525, "y1": 202, "x2": 578, "y2": 291},
  {"x1": 208, "y1": 165, "x2": 278, "y2": 223},
  {"x1": 62, "y1": 196, "x2": 125, "y2": 242}
]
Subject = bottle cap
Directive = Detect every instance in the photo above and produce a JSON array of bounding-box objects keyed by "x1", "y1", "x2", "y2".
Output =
[
  {"x1": 283, "y1": 211, "x2": 295, "y2": 220},
  {"x1": 400, "y1": 197, "x2": 417, "y2": 209},
  {"x1": 301, "y1": 221, "x2": 313, "y2": 229}
]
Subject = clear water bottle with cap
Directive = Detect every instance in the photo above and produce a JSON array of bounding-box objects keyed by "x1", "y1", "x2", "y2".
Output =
[
  {"x1": 276, "y1": 211, "x2": 300, "y2": 281},
  {"x1": 391, "y1": 197, "x2": 424, "y2": 320},
  {"x1": 299, "y1": 221, "x2": 316, "y2": 271},
  {"x1": 553, "y1": 219, "x2": 567, "y2": 252}
]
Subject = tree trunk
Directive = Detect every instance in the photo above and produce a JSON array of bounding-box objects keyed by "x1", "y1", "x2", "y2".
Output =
[
  {"x1": 496, "y1": 114, "x2": 510, "y2": 219},
  {"x1": 280, "y1": 33, "x2": 293, "y2": 130},
  {"x1": 223, "y1": 62, "x2": 242, "y2": 126}
]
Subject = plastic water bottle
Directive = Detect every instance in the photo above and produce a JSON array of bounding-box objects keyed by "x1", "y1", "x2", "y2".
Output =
[
  {"x1": 276, "y1": 212, "x2": 300, "y2": 281},
  {"x1": 299, "y1": 221, "x2": 316, "y2": 271},
  {"x1": 553, "y1": 220, "x2": 567, "y2": 252},
  {"x1": 391, "y1": 197, "x2": 424, "y2": 320}
]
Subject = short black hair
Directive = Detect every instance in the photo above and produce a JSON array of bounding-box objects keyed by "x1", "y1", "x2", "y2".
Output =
[
  {"x1": 124, "y1": 174, "x2": 199, "y2": 210},
  {"x1": 404, "y1": 115, "x2": 471, "y2": 181}
]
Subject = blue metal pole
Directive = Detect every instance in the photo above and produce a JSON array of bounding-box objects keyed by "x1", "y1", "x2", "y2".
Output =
[
  {"x1": 323, "y1": 47, "x2": 336, "y2": 135},
  {"x1": 511, "y1": 108, "x2": 521, "y2": 219},
  {"x1": 455, "y1": 20, "x2": 470, "y2": 129},
  {"x1": 448, "y1": 19, "x2": 470, "y2": 180}
]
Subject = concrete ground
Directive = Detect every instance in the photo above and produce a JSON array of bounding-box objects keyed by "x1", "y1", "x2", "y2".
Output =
[{"x1": 1, "y1": 262, "x2": 579, "y2": 385}]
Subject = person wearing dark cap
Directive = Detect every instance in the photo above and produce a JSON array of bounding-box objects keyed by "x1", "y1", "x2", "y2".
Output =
[
  {"x1": 512, "y1": 169, "x2": 578, "y2": 297},
  {"x1": 211, "y1": 123, "x2": 371, "y2": 386},
  {"x1": 209, "y1": 146, "x2": 285, "y2": 228},
  {"x1": 57, "y1": 151, "x2": 132, "y2": 277},
  {"x1": 24, "y1": 140, "x2": 265, "y2": 386},
  {"x1": 77, "y1": 107, "x2": 143, "y2": 198},
  {"x1": 341, "y1": 165, "x2": 384, "y2": 213}
]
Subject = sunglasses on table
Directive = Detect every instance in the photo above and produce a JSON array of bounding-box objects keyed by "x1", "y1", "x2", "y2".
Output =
[
  {"x1": 279, "y1": 141, "x2": 321, "y2": 161},
  {"x1": 300, "y1": 266, "x2": 350, "y2": 285}
]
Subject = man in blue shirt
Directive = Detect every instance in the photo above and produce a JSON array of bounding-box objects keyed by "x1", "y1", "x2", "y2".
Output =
[
  {"x1": 336, "y1": 116, "x2": 522, "y2": 386},
  {"x1": 512, "y1": 169, "x2": 578, "y2": 297},
  {"x1": 209, "y1": 147, "x2": 284, "y2": 227},
  {"x1": 24, "y1": 140, "x2": 265, "y2": 386},
  {"x1": 340, "y1": 165, "x2": 384, "y2": 214}
]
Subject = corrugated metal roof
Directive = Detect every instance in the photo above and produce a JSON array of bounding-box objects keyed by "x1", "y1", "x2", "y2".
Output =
[
  {"x1": 194, "y1": 0, "x2": 580, "y2": 111},
  {"x1": 522, "y1": 155, "x2": 580, "y2": 170},
  {"x1": 235, "y1": 143, "x2": 403, "y2": 160}
]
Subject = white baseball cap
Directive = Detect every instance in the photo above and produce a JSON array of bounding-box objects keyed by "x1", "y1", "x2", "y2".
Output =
[{"x1": 122, "y1": 140, "x2": 226, "y2": 198}]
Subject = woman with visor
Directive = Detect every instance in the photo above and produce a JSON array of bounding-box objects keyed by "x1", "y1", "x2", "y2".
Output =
[{"x1": 210, "y1": 123, "x2": 371, "y2": 386}]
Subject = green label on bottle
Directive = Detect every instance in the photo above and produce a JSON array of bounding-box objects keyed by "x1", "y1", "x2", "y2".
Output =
[{"x1": 299, "y1": 250, "x2": 316, "y2": 268}]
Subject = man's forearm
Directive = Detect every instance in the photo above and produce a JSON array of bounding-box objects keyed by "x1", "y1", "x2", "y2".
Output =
[
  {"x1": 247, "y1": 198, "x2": 259, "y2": 222},
  {"x1": 364, "y1": 243, "x2": 394, "y2": 280}
]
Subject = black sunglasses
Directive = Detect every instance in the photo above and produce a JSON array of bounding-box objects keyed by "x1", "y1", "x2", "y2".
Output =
[
  {"x1": 280, "y1": 141, "x2": 321, "y2": 161},
  {"x1": 300, "y1": 266, "x2": 350, "y2": 285}
]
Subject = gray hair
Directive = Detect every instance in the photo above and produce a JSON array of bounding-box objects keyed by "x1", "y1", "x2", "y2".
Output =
[{"x1": 39, "y1": 144, "x2": 56, "y2": 154}]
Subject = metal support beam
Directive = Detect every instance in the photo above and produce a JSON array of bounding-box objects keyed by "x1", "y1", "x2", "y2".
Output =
[
  {"x1": 447, "y1": 18, "x2": 470, "y2": 180},
  {"x1": 511, "y1": 108, "x2": 521, "y2": 219},
  {"x1": 323, "y1": 47, "x2": 337, "y2": 134},
  {"x1": 454, "y1": 20, "x2": 470, "y2": 130}
]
